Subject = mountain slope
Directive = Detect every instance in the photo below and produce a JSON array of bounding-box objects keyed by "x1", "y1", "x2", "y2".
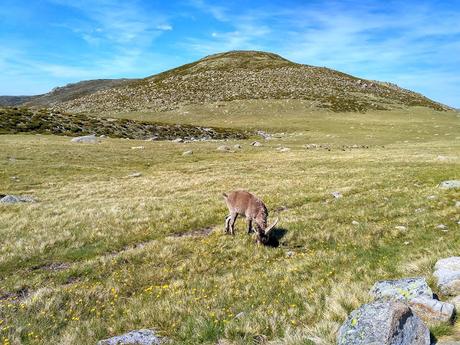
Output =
[
  {"x1": 50, "y1": 50, "x2": 448, "y2": 114},
  {"x1": 0, "y1": 95, "x2": 37, "y2": 106}
]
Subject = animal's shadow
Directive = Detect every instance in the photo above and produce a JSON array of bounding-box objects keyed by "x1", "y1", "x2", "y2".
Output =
[{"x1": 265, "y1": 227, "x2": 288, "y2": 248}]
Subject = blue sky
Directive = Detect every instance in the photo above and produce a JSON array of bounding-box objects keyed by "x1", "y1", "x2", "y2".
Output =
[{"x1": 1, "y1": 0, "x2": 459, "y2": 107}]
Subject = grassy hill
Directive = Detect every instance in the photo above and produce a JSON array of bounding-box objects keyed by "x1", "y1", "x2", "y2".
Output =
[
  {"x1": 48, "y1": 51, "x2": 448, "y2": 114},
  {"x1": 1, "y1": 107, "x2": 459, "y2": 344}
]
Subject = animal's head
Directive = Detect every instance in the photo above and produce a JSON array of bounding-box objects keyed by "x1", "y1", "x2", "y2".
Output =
[{"x1": 255, "y1": 218, "x2": 278, "y2": 245}]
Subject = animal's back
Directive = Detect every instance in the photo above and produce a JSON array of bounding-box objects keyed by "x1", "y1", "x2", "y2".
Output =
[{"x1": 223, "y1": 190, "x2": 262, "y2": 218}]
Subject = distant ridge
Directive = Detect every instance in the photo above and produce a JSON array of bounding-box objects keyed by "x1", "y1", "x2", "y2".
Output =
[{"x1": 1, "y1": 50, "x2": 449, "y2": 113}]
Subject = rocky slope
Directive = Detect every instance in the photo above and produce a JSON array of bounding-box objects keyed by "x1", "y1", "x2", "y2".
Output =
[{"x1": 49, "y1": 51, "x2": 448, "y2": 113}]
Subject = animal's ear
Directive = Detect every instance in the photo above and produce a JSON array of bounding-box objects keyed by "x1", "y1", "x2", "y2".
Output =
[{"x1": 264, "y1": 218, "x2": 279, "y2": 236}]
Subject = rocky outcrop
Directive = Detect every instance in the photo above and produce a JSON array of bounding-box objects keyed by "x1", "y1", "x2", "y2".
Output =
[
  {"x1": 0, "y1": 195, "x2": 36, "y2": 204},
  {"x1": 370, "y1": 277, "x2": 455, "y2": 323},
  {"x1": 337, "y1": 300, "x2": 430, "y2": 345},
  {"x1": 434, "y1": 257, "x2": 460, "y2": 296},
  {"x1": 97, "y1": 329, "x2": 164, "y2": 345}
]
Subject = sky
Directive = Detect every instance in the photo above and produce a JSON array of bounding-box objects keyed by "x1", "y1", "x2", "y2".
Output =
[{"x1": 0, "y1": 0, "x2": 459, "y2": 107}]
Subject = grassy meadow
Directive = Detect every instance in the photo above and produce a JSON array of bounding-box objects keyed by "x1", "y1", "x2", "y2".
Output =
[{"x1": 1, "y1": 106, "x2": 460, "y2": 344}]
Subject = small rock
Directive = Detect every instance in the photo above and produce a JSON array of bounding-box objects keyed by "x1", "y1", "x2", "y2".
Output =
[
  {"x1": 277, "y1": 147, "x2": 290, "y2": 152},
  {"x1": 415, "y1": 208, "x2": 425, "y2": 213},
  {"x1": 352, "y1": 220, "x2": 359, "y2": 226},
  {"x1": 145, "y1": 136, "x2": 158, "y2": 141},
  {"x1": 97, "y1": 329, "x2": 163, "y2": 345},
  {"x1": 100, "y1": 135, "x2": 106, "y2": 138},
  {"x1": 427, "y1": 195, "x2": 437, "y2": 200},
  {"x1": 331, "y1": 191, "x2": 342, "y2": 199},
  {"x1": 182, "y1": 150, "x2": 193, "y2": 156},
  {"x1": 131, "y1": 146, "x2": 145, "y2": 150},
  {"x1": 172, "y1": 138, "x2": 183, "y2": 143},
  {"x1": 434, "y1": 257, "x2": 460, "y2": 296},
  {"x1": 235, "y1": 312, "x2": 245, "y2": 319},
  {"x1": 71, "y1": 134, "x2": 98, "y2": 143},
  {"x1": 233, "y1": 144, "x2": 242, "y2": 149},
  {"x1": 436, "y1": 224, "x2": 448, "y2": 230},
  {"x1": 337, "y1": 300, "x2": 430, "y2": 345},
  {"x1": 251, "y1": 141, "x2": 262, "y2": 147},
  {"x1": 217, "y1": 145, "x2": 231, "y2": 152},
  {"x1": 286, "y1": 251, "x2": 295, "y2": 257},
  {"x1": 455, "y1": 201, "x2": 460, "y2": 207},
  {"x1": 439, "y1": 180, "x2": 460, "y2": 189},
  {"x1": 127, "y1": 172, "x2": 142, "y2": 178},
  {"x1": 395, "y1": 225, "x2": 407, "y2": 231},
  {"x1": 0, "y1": 195, "x2": 36, "y2": 204},
  {"x1": 437, "y1": 155, "x2": 448, "y2": 161},
  {"x1": 404, "y1": 241, "x2": 411, "y2": 245}
]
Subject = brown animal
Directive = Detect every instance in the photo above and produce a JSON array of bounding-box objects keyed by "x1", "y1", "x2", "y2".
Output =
[{"x1": 222, "y1": 190, "x2": 278, "y2": 245}]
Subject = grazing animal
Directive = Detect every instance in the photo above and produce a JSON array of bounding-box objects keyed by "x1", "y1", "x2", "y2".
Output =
[{"x1": 222, "y1": 190, "x2": 278, "y2": 245}]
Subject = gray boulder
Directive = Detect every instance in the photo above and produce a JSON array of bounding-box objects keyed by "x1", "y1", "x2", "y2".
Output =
[
  {"x1": 251, "y1": 141, "x2": 262, "y2": 147},
  {"x1": 97, "y1": 329, "x2": 163, "y2": 345},
  {"x1": 370, "y1": 277, "x2": 454, "y2": 323},
  {"x1": 337, "y1": 300, "x2": 430, "y2": 345},
  {"x1": 70, "y1": 134, "x2": 98, "y2": 143},
  {"x1": 439, "y1": 180, "x2": 460, "y2": 189},
  {"x1": 370, "y1": 277, "x2": 433, "y2": 301},
  {"x1": 434, "y1": 257, "x2": 460, "y2": 296},
  {"x1": 0, "y1": 195, "x2": 36, "y2": 204}
]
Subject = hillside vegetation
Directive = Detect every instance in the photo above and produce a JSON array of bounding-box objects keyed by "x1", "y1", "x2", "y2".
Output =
[
  {"x1": 0, "y1": 107, "x2": 246, "y2": 140},
  {"x1": 1, "y1": 107, "x2": 459, "y2": 344},
  {"x1": 39, "y1": 51, "x2": 448, "y2": 114}
]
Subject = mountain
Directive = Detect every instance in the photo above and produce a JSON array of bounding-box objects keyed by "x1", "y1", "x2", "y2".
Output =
[
  {"x1": 0, "y1": 95, "x2": 37, "y2": 106},
  {"x1": 0, "y1": 79, "x2": 136, "y2": 108},
  {"x1": 3, "y1": 51, "x2": 449, "y2": 113}
]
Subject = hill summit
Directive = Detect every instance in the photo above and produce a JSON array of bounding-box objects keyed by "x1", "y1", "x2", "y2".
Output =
[{"x1": 13, "y1": 50, "x2": 451, "y2": 113}]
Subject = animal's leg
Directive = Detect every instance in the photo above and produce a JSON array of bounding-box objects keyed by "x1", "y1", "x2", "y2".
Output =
[
  {"x1": 224, "y1": 215, "x2": 231, "y2": 233},
  {"x1": 229, "y1": 213, "x2": 238, "y2": 235},
  {"x1": 247, "y1": 219, "x2": 253, "y2": 234}
]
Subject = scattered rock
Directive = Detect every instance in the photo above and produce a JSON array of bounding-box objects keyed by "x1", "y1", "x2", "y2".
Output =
[
  {"x1": 436, "y1": 224, "x2": 448, "y2": 230},
  {"x1": 71, "y1": 134, "x2": 98, "y2": 143},
  {"x1": 145, "y1": 136, "x2": 158, "y2": 141},
  {"x1": 337, "y1": 300, "x2": 430, "y2": 345},
  {"x1": 235, "y1": 312, "x2": 245, "y2": 319},
  {"x1": 439, "y1": 180, "x2": 460, "y2": 189},
  {"x1": 217, "y1": 145, "x2": 231, "y2": 152},
  {"x1": 251, "y1": 141, "x2": 262, "y2": 147},
  {"x1": 437, "y1": 155, "x2": 448, "y2": 161},
  {"x1": 233, "y1": 144, "x2": 242, "y2": 149},
  {"x1": 131, "y1": 146, "x2": 145, "y2": 150},
  {"x1": 277, "y1": 147, "x2": 290, "y2": 152},
  {"x1": 455, "y1": 201, "x2": 460, "y2": 207},
  {"x1": 257, "y1": 130, "x2": 271, "y2": 140},
  {"x1": 97, "y1": 329, "x2": 164, "y2": 345},
  {"x1": 0, "y1": 195, "x2": 36, "y2": 204},
  {"x1": 395, "y1": 225, "x2": 407, "y2": 231},
  {"x1": 182, "y1": 150, "x2": 193, "y2": 156},
  {"x1": 331, "y1": 191, "x2": 342, "y2": 199},
  {"x1": 352, "y1": 220, "x2": 360, "y2": 226},
  {"x1": 172, "y1": 138, "x2": 183, "y2": 143},
  {"x1": 304, "y1": 144, "x2": 319, "y2": 149},
  {"x1": 427, "y1": 195, "x2": 437, "y2": 200},
  {"x1": 286, "y1": 251, "x2": 295, "y2": 258},
  {"x1": 127, "y1": 172, "x2": 142, "y2": 178},
  {"x1": 434, "y1": 257, "x2": 460, "y2": 296}
]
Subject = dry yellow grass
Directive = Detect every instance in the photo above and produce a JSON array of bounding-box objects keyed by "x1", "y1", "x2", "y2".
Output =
[{"x1": 0, "y1": 108, "x2": 459, "y2": 344}]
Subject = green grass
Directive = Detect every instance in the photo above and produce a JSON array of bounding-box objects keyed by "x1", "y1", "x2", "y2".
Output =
[{"x1": 0, "y1": 107, "x2": 459, "y2": 344}]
